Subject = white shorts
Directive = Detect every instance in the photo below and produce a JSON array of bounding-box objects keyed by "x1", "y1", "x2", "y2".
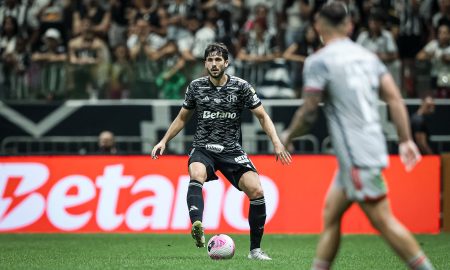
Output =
[{"x1": 332, "y1": 166, "x2": 388, "y2": 202}]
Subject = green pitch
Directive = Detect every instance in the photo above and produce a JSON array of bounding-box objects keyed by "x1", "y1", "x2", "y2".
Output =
[{"x1": 0, "y1": 233, "x2": 448, "y2": 270}]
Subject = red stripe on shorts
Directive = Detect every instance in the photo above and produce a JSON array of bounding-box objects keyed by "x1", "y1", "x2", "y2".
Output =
[
  {"x1": 351, "y1": 167, "x2": 362, "y2": 190},
  {"x1": 304, "y1": 87, "x2": 323, "y2": 92}
]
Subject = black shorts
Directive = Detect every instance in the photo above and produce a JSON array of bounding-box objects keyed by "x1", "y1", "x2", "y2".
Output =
[{"x1": 188, "y1": 147, "x2": 258, "y2": 190}]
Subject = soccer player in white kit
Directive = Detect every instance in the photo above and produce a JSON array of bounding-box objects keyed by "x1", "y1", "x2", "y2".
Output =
[{"x1": 282, "y1": 2, "x2": 434, "y2": 270}]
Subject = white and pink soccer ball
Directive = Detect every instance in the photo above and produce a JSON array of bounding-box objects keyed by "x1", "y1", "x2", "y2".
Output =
[{"x1": 207, "y1": 234, "x2": 235, "y2": 260}]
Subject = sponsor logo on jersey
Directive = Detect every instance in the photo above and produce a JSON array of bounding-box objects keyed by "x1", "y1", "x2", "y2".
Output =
[
  {"x1": 205, "y1": 144, "x2": 224, "y2": 153},
  {"x1": 235, "y1": 155, "x2": 250, "y2": 164},
  {"x1": 201, "y1": 96, "x2": 210, "y2": 102},
  {"x1": 252, "y1": 94, "x2": 260, "y2": 102},
  {"x1": 202, "y1": 111, "x2": 237, "y2": 119},
  {"x1": 226, "y1": 94, "x2": 237, "y2": 103}
]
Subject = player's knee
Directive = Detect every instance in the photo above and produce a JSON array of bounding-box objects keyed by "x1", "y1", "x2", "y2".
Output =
[
  {"x1": 189, "y1": 171, "x2": 207, "y2": 182},
  {"x1": 368, "y1": 213, "x2": 392, "y2": 232},
  {"x1": 246, "y1": 187, "x2": 264, "y2": 200},
  {"x1": 322, "y1": 202, "x2": 341, "y2": 227}
]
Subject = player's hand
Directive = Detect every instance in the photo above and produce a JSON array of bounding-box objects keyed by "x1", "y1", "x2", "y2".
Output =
[
  {"x1": 274, "y1": 142, "x2": 292, "y2": 165},
  {"x1": 151, "y1": 142, "x2": 166, "y2": 159},
  {"x1": 399, "y1": 140, "x2": 422, "y2": 172}
]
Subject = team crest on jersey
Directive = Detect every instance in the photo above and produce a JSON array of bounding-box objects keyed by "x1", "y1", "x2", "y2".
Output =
[{"x1": 226, "y1": 94, "x2": 237, "y2": 103}]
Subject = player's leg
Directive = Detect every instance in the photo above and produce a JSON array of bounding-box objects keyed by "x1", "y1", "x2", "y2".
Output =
[
  {"x1": 187, "y1": 161, "x2": 208, "y2": 248},
  {"x1": 238, "y1": 171, "x2": 271, "y2": 260},
  {"x1": 359, "y1": 198, "x2": 434, "y2": 270},
  {"x1": 312, "y1": 186, "x2": 352, "y2": 270},
  {"x1": 187, "y1": 148, "x2": 220, "y2": 248},
  {"x1": 187, "y1": 162, "x2": 207, "y2": 222}
]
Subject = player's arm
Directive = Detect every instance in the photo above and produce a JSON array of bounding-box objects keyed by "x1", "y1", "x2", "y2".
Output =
[
  {"x1": 282, "y1": 91, "x2": 322, "y2": 145},
  {"x1": 251, "y1": 105, "x2": 292, "y2": 165},
  {"x1": 380, "y1": 73, "x2": 421, "y2": 170},
  {"x1": 151, "y1": 108, "x2": 194, "y2": 158}
]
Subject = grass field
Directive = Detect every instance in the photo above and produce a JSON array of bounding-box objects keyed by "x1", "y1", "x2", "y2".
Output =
[{"x1": 0, "y1": 233, "x2": 448, "y2": 270}]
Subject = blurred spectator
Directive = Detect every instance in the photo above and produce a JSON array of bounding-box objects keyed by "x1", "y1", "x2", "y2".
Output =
[
  {"x1": 98, "y1": 130, "x2": 117, "y2": 154},
  {"x1": 155, "y1": 41, "x2": 186, "y2": 99},
  {"x1": 19, "y1": 0, "x2": 41, "y2": 51},
  {"x1": 128, "y1": 17, "x2": 186, "y2": 99},
  {"x1": 127, "y1": 18, "x2": 163, "y2": 98},
  {"x1": 0, "y1": 0, "x2": 27, "y2": 32},
  {"x1": 105, "y1": 44, "x2": 132, "y2": 99},
  {"x1": 237, "y1": 17, "x2": 278, "y2": 88},
  {"x1": 2, "y1": 0, "x2": 450, "y2": 101},
  {"x1": 281, "y1": 0, "x2": 313, "y2": 47},
  {"x1": 243, "y1": 0, "x2": 279, "y2": 36},
  {"x1": 202, "y1": 0, "x2": 242, "y2": 22},
  {"x1": 177, "y1": 14, "x2": 212, "y2": 81},
  {"x1": 68, "y1": 18, "x2": 109, "y2": 99},
  {"x1": 0, "y1": 15, "x2": 20, "y2": 99},
  {"x1": 397, "y1": 0, "x2": 431, "y2": 97},
  {"x1": 432, "y1": 0, "x2": 450, "y2": 30},
  {"x1": 72, "y1": 0, "x2": 111, "y2": 39},
  {"x1": 5, "y1": 35, "x2": 30, "y2": 99},
  {"x1": 31, "y1": 28, "x2": 67, "y2": 100},
  {"x1": 108, "y1": 0, "x2": 129, "y2": 48},
  {"x1": 165, "y1": 0, "x2": 197, "y2": 41},
  {"x1": 356, "y1": 9, "x2": 401, "y2": 86},
  {"x1": 130, "y1": 0, "x2": 167, "y2": 36},
  {"x1": 416, "y1": 22, "x2": 450, "y2": 98},
  {"x1": 411, "y1": 96, "x2": 435, "y2": 154},
  {"x1": 36, "y1": 0, "x2": 73, "y2": 50},
  {"x1": 282, "y1": 23, "x2": 320, "y2": 97},
  {"x1": 209, "y1": 4, "x2": 238, "y2": 57}
]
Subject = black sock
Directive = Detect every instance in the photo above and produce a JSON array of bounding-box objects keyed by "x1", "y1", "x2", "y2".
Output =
[
  {"x1": 249, "y1": 196, "x2": 266, "y2": 250},
  {"x1": 186, "y1": 180, "x2": 204, "y2": 223}
]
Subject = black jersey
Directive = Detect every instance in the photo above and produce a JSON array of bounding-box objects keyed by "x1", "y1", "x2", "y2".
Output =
[{"x1": 182, "y1": 75, "x2": 262, "y2": 153}]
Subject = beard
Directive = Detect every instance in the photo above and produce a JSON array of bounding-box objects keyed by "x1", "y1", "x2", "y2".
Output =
[{"x1": 208, "y1": 68, "x2": 225, "y2": 79}]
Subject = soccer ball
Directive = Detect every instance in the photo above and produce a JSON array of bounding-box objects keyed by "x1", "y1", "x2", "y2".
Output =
[{"x1": 207, "y1": 234, "x2": 235, "y2": 260}]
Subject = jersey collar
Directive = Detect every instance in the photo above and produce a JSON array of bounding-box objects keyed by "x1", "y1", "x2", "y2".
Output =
[{"x1": 209, "y1": 74, "x2": 230, "y2": 91}]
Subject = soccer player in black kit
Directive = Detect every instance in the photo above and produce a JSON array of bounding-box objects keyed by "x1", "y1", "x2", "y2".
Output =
[{"x1": 151, "y1": 43, "x2": 291, "y2": 260}]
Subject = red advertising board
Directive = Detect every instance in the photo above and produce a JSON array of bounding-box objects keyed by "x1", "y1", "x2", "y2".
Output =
[{"x1": 0, "y1": 155, "x2": 440, "y2": 233}]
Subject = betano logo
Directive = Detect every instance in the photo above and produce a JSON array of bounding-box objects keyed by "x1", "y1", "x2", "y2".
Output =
[
  {"x1": 0, "y1": 163, "x2": 279, "y2": 232},
  {"x1": 202, "y1": 111, "x2": 237, "y2": 119}
]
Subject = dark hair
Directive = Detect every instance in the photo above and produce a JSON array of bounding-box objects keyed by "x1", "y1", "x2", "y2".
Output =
[
  {"x1": 1, "y1": 16, "x2": 19, "y2": 36},
  {"x1": 368, "y1": 8, "x2": 385, "y2": 23},
  {"x1": 204, "y1": 42, "x2": 229, "y2": 61},
  {"x1": 318, "y1": 1, "x2": 348, "y2": 25}
]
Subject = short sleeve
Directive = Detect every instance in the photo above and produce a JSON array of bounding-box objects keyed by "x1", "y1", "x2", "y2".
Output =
[
  {"x1": 303, "y1": 57, "x2": 328, "y2": 92},
  {"x1": 182, "y1": 84, "x2": 196, "y2": 109},
  {"x1": 242, "y1": 82, "x2": 262, "y2": 109}
]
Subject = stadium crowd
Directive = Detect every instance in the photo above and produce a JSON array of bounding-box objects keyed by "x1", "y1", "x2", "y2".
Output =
[{"x1": 1, "y1": 0, "x2": 450, "y2": 101}]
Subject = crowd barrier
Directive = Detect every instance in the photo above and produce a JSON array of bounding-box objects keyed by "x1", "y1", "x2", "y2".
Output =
[
  {"x1": 0, "y1": 155, "x2": 440, "y2": 234},
  {"x1": 1, "y1": 99, "x2": 450, "y2": 155}
]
